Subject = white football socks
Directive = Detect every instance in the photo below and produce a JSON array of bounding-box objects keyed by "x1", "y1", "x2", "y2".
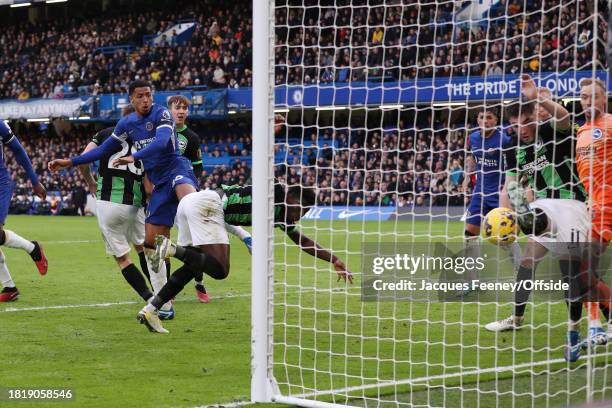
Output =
[
  {"x1": 507, "y1": 241, "x2": 523, "y2": 271},
  {"x1": 0, "y1": 251, "x2": 14, "y2": 288},
  {"x1": 145, "y1": 250, "x2": 171, "y2": 311},
  {"x1": 3, "y1": 230, "x2": 35, "y2": 253},
  {"x1": 225, "y1": 223, "x2": 251, "y2": 241}
]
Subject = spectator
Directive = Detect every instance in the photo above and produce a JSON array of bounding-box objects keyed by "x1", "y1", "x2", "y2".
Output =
[{"x1": 72, "y1": 181, "x2": 87, "y2": 216}]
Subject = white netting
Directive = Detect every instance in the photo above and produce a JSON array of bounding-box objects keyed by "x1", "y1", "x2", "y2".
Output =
[{"x1": 263, "y1": 0, "x2": 611, "y2": 406}]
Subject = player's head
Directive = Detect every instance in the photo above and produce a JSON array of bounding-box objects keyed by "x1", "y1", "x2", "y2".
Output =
[
  {"x1": 579, "y1": 78, "x2": 607, "y2": 121},
  {"x1": 128, "y1": 80, "x2": 153, "y2": 116},
  {"x1": 505, "y1": 100, "x2": 537, "y2": 143},
  {"x1": 275, "y1": 183, "x2": 316, "y2": 225},
  {"x1": 536, "y1": 87, "x2": 553, "y2": 121},
  {"x1": 168, "y1": 95, "x2": 189, "y2": 127},
  {"x1": 475, "y1": 105, "x2": 499, "y2": 137}
]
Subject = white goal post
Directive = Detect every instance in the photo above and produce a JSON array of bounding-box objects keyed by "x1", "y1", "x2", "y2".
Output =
[{"x1": 252, "y1": 0, "x2": 611, "y2": 407}]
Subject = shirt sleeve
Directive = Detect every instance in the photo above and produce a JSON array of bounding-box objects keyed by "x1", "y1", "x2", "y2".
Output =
[
  {"x1": 0, "y1": 121, "x2": 16, "y2": 144},
  {"x1": 111, "y1": 118, "x2": 129, "y2": 143},
  {"x1": 157, "y1": 108, "x2": 174, "y2": 129},
  {"x1": 132, "y1": 111, "x2": 173, "y2": 161},
  {"x1": 92, "y1": 129, "x2": 109, "y2": 146}
]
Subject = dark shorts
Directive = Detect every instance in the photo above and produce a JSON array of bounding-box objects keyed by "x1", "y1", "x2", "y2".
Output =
[
  {"x1": 465, "y1": 192, "x2": 499, "y2": 227},
  {"x1": 146, "y1": 163, "x2": 198, "y2": 227}
]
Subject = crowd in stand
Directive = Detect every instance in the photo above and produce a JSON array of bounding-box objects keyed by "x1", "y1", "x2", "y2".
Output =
[
  {"x1": 0, "y1": 0, "x2": 252, "y2": 99},
  {"x1": 275, "y1": 0, "x2": 607, "y2": 85},
  {"x1": 274, "y1": 121, "x2": 468, "y2": 208},
  {"x1": 5, "y1": 128, "x2": 92, "y2": 215},
  {"x1": 4, "y1": 116, "x2": 474, "y2": 215},
  {"x1": 0, "y1": 0, "x2": 607, "y2": 99}
]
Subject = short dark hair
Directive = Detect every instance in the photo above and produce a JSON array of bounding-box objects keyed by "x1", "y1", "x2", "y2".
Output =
[
  {"x1": 504, "y1": 99, "x2": 536, "y2": 120},
  {"x1": 288, "y1": 185, "x2": 316, "y2": 208},
  {"x1": 128, "y1": 80, "x2": 152, "y2": 95},
  {"x1": 275, "y1": 183, "x2": 316, "y2": 208},
  {"x1": 470, "y1": 102, "x2": 499, "y2": 120}
]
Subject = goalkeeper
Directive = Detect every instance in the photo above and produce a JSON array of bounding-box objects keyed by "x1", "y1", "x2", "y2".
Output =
[{"x1": 136, "y1": 183, "x2": 353, "y2": 333}]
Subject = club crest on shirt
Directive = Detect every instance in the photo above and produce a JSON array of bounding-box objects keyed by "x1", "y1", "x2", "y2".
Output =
[
  {"x1": 145, "y1": 122, "x2": 154, "y2": 131},
  {"x1": 593, "y1": 128, "x2": 603, "y2": 140},
  {"x1": 178, "y1": 137, "x2": 187, "y2": 155}
]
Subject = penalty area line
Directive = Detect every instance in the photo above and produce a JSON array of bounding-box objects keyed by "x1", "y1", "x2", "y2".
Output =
[{"x1": 0, "y1": 292, "x2": 254, "y2": 313}]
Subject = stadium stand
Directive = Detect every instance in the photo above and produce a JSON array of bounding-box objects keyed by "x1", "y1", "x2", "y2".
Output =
[
  {"x1": 4, "y1": 115, "x2": 472, "y2": 214},
  {"x1": 0, "y1": 0, "x2": 607, "y2": 99},
  {"x1": 0, "y1": 0, "x2": 252, "y2": 99},
  {"x1": 0, "y1": 0, "x2": 608, "y2": 213}
]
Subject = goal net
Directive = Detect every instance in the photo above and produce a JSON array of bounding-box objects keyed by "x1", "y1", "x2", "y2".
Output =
[{"x1": 252, "y1": 0, "x2": 611, "y2": 407}]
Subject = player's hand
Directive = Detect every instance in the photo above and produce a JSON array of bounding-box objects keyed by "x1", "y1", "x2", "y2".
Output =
[
  {"x1": 334, "y1": 259, "x2": 353, "y2": 284},
  {"x1": 113, "y1": 155, "x2": 134, "y2": 166},
  {"x1": 32, "y1": 183, "x2": 46, "y2": 200},
  {"x1": 48, "y1": 159, "x2": 72, "y2": 172},
  {"x1": 520, "y1": 74, "x2": 538, "y2": 101}
]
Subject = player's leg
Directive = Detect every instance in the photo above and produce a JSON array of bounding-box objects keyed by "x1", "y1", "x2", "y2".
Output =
[
  {"x1": 135, "y1": 243, "x2": 151, "y2": 284},
  {"x1": 0, "y1": 249, "x2": 18, "y2": 302},
  {"x1": 138, "y1": 191, "x2": 229, "y2": 333},
  {"x1": 131, "y1": 207, "x2": 150, "y2": 285},
  {"x1": 560, "y1": 258, "x2": 588, "y2": 362},
  {"x1": 164, "y1": 190, "x2": 230, "y2": 279},
  {"x1": 460, "y1": 193, "x2": 484, "y2": 296},
  {"x1": 191, "y1": 224, "x2": 251, "y2": 302},
  {"x1": 0, "y1": 181, "x2": 47, "y2": 278},
  {"x1": 143, "y1": 182, "x2": 179, "y2": 317},
  {"x1": 485, "y1": 239, "x2": 548, "y2": 331},
  {"x1": 96, "y1": 200, "x2": 153, "y2": 302}
]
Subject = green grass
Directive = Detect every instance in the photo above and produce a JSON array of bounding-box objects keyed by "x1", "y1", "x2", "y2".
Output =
[{"x1": 0, "y1": 216, "x2": 611, "y2": 408}]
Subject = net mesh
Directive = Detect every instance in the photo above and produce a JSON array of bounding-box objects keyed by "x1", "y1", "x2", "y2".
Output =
[{"x1": 268, "y1": 0, "x2": 611, "y2": 406}]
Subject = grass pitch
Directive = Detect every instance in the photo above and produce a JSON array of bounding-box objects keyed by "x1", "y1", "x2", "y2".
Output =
[{"x1": 0, "y1": 216, "x2": 611, "y2": 408}]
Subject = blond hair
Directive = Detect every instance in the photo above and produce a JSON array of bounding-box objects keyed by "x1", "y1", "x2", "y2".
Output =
[
  {"x1": 167, "y1": 94, "x2": 190, "y2": 108},
  {"x1": 579, "y1": 78, "x2": 607, "y2": 95}
]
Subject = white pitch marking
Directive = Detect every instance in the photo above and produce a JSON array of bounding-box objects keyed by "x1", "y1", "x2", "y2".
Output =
[
  {"x1": 194, "y1": 400, "x2": 253, "y2": 408},
  {"x1": 0, "y1": 292, "x2": 254, "y2": 313}
]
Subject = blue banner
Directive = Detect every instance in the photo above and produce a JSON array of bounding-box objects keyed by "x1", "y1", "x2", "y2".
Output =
[
  {"x1": 227, "y1": 69, "x2": 609, "y2": 110},
  {"x1": 302, "y1": 206, "x2": 395, "y2": 221},
  {"x1": 5, "y1": 69, "x2": 607, "y2": 120},
  {"x1": 95, "y1": 89, "x2": 227, "y2": 120}
]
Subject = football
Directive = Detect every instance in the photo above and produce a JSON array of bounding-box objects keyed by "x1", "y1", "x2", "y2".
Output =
[{"x1": 481, "y1": 207, "x2": 519, "y2": 245}]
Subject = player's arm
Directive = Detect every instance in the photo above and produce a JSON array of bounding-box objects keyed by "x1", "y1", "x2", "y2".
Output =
[
  {"x1": 6, "y1": 136, "x2": 46, "y2": 199},
  {"x1": 49, "y1": 134, "x2": 122, "y2": 171},
  {"x1": 225, "y1": 223, "x2": 252, "y2": 253},
  {"x1": 186, "y1": 131, "x2": 203, "y2": 178},
  {"x1": 119, "y1": 109, "x2": 174, "y2": 165},
  {"x1": 77, "y1": 142, "x2": 99, "y2": 197},
  {"x1": 462, "y1": 154, "x2": 475, "y2": 193},
  {"x1": 285, "y1": 228, "x2": 353, "y2": 283},
  {"x1": 521, "y1": 74, "x2": 571, "y2": 131}
]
